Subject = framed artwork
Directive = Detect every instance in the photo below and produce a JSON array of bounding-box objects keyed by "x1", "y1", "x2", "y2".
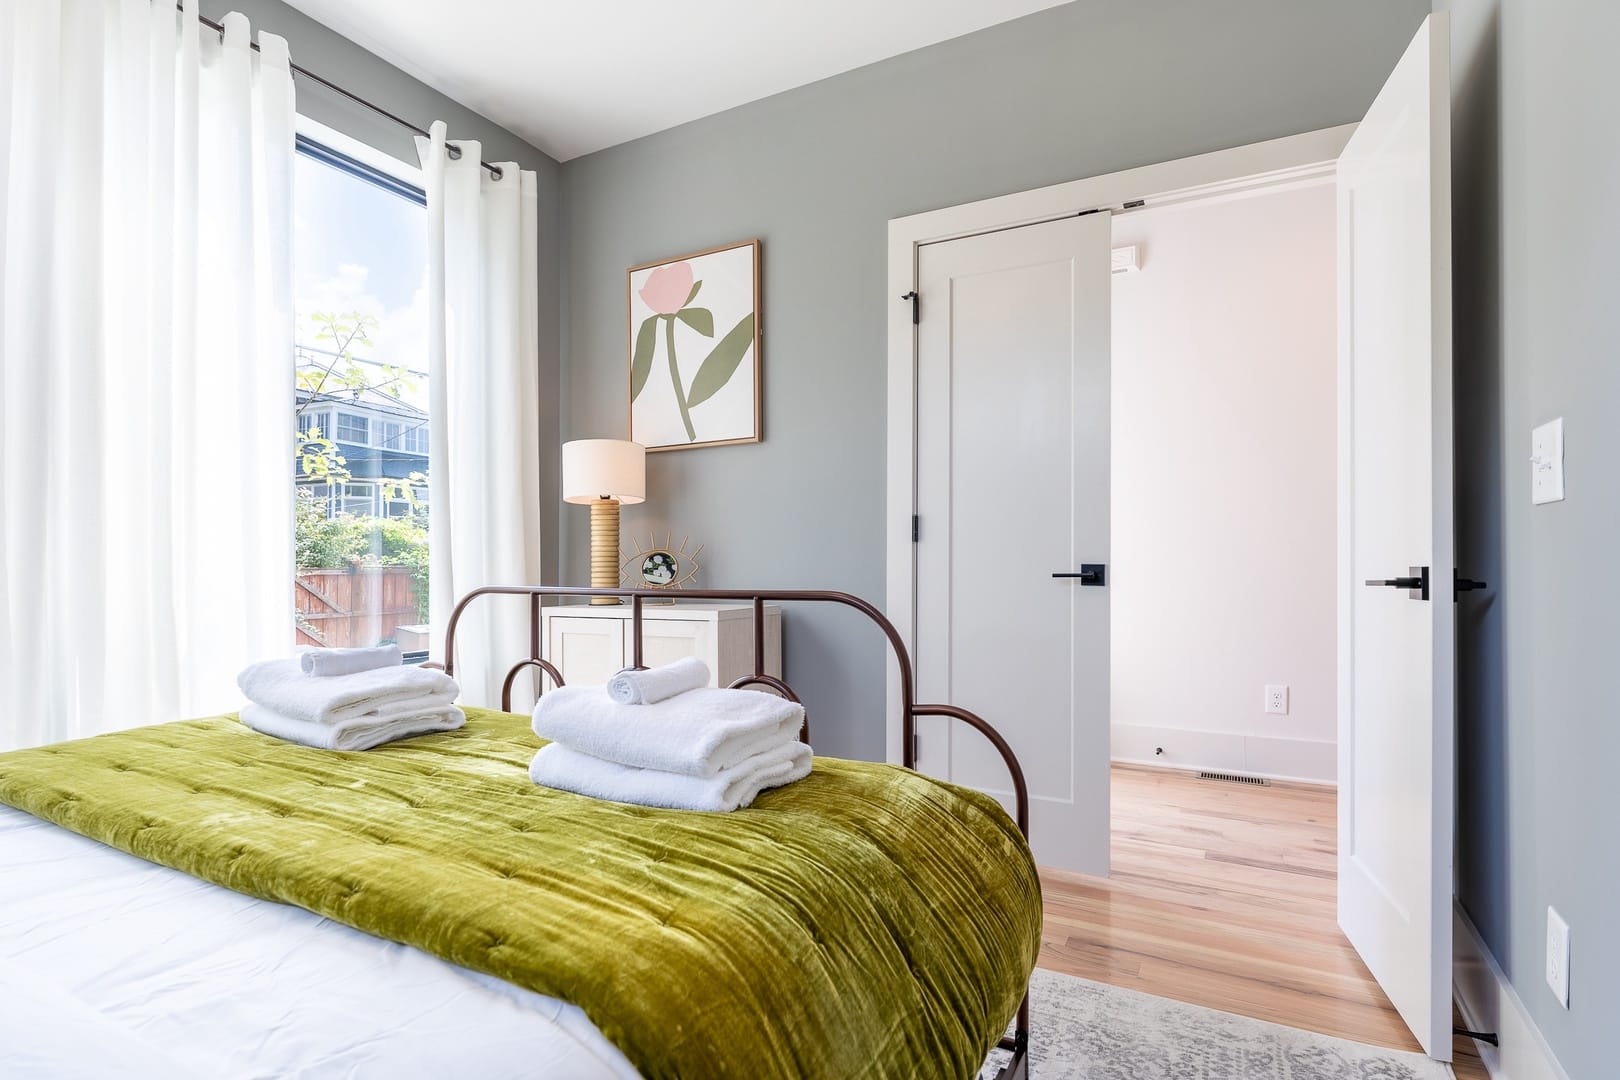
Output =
[{"x1": 627, "y1": 239, "x2": 761, "y2": 451}]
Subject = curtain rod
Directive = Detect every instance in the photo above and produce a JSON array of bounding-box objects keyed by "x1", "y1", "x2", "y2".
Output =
[{"x1": 186, "y1": 6, "x2": 504, "y2": 180}]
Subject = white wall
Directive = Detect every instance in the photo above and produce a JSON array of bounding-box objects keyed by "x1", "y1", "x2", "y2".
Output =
[{"x1": 1110, "y1": 182, "x2": 1337, "y2": 783}]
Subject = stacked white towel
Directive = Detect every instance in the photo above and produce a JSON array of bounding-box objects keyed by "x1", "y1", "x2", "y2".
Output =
[
  {"x1": 529, "y1": 672, "x2": 810, "y2": 812},
  {"x1": 299, "y1": 643, "x2": 401, "y2": 677},
  {"x1": 236, "y1": 656, "x2": 463, "y2": 751},
  {"x1": 605, "y1": 656, "x2": 709, "y2": 705},
  {"x1": 529, "y1": 740, "x2": 812, "y2": 814}
]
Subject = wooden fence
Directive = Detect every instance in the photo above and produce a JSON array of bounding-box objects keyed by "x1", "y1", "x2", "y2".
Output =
[{"x1": 295, "y1": 566, "x2": 422, "y2": 649}]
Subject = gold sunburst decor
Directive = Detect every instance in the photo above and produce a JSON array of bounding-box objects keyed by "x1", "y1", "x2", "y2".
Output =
[{"x1": 621, "y1": 531, "x2": 703, "y2": 591}]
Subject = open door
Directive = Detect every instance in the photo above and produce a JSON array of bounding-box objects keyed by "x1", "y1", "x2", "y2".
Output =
[{"x1": 1336, "y1": 13, "x2": 1454, "y2": 1060}]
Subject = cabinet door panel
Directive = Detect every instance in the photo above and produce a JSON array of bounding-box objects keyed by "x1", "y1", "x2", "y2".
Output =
[
  {"x1": 635, "y1": 619, "x2": 718, "y2": 680},
  {"x1": 547, "y1": 617, "x2": 626, "y2": 686}
]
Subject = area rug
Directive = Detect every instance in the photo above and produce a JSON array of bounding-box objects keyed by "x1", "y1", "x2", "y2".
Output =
[{"x1": 981, "y1": 968, "x2": 1452, "y2": 1079}]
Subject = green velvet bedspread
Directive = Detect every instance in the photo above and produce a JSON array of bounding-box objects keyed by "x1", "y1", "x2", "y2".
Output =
[{"x1": 0, "y1": 709, "x2": 1041, "y2": 1078}]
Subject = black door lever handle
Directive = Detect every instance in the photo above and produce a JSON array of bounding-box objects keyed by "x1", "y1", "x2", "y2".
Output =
[
  {"x1": 1053, "y1": 564, "x2": 1106, "y2": 586},
  {"x1": 1364, "y1": 565, "x2": 1430, "y2": 600}
]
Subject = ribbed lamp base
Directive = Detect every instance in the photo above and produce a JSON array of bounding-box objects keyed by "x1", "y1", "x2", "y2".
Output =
[{"x1": 589, "y1": 499, "x2": 621, "y2": 605}]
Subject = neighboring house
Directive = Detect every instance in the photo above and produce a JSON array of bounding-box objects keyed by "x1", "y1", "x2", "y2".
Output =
[{"x1": 295, "y1": 347, "x2": 429, "y2": 519}]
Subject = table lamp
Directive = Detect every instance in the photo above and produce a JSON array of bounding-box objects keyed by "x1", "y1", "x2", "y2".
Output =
[{"x1": 562, "y1": 439, "x2": 646, "y2": 604}]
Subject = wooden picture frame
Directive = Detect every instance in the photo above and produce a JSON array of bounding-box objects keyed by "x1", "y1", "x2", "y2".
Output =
[{"x1": 627, "y1": 239, "x2": 761, "y2": 452}]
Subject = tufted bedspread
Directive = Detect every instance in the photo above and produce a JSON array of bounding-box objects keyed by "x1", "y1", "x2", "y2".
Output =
[{"x1": 0, "y1": 708, "x2": 1041, "y2": 1079}]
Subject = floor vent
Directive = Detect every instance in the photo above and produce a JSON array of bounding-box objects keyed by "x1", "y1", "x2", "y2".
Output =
[{"x1": 1196, "y1": 770, "x2": 1268, "y2": 786}]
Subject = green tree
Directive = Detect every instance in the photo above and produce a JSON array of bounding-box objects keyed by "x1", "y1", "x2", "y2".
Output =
[{"x1": 294, "y1": 311, "x2": 428, "y2": 512}]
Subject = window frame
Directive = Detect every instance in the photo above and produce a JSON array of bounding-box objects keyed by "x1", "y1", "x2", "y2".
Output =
[
  {"x1": 334, "y1": 412, "x2": 370, "y2": 445},
  {"x1": 294, "y1": 115, "x2": 426, "y2": 203},
  {"x1": 293, "y1": 115, "x2": 432, "y2": 660}
]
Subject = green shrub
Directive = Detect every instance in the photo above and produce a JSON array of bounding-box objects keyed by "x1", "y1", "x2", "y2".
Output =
[{"x1": 294, "y1": 491, "x2": 368, "y2": 568}]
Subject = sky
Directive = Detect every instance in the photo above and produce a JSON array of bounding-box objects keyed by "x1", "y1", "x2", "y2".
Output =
[{"x1": 292, "y1": 152, "x2": 429, "y2": 408}]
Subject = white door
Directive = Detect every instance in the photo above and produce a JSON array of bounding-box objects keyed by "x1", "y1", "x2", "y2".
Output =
[
  {"x1": 1336, "y1": 13, "x2": 1454, "y2": 1060},
  {"x1": 914, "y1": 213, "x2": 1112, "y2": 875}
]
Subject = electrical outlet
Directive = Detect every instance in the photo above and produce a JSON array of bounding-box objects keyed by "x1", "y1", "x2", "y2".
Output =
[
  {"x1": 1264, "y1": 685, "x2": 1289, "y2": 715},
  {"x1": 1546, "y1": 906, "x2": 1571, "y2": 1008}
]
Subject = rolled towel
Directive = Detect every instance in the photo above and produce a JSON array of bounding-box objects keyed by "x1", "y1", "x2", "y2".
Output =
[
  {"x1": 237, "y1": 659, "x2": 458, "y2": 725},
  {"x1": 529, "y1": 740, "x2": 812, "y2": 812},
  {"x1": 532, "y1": 686, "x2": 803, "y2": 778},
  {"x1": 300, "y1": 644, "x2": 402, "y2": 677},
  {"x1": 240, "y1": 702, "x2": 465, "y2": 751},
  {"x1": 606, "y1": 657, "x2": 710, "y2": 705}
]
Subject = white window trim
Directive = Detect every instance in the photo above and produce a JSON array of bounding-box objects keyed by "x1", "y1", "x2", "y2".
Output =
[{"x1": 295, "y1": 114, "x2": 424, "y2": 189}]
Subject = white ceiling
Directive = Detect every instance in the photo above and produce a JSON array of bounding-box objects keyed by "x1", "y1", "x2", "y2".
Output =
[{"x1": 282, "y1": 0, "x2": 1073, "y2": 161}]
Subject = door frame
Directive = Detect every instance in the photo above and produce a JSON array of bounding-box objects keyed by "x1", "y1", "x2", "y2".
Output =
[{"x1": 884, "y1": 123, "x2": 1356, "y2": 764}]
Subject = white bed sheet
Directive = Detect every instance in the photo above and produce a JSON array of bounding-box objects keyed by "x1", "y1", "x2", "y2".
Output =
[{"x1": 0, "y1": 806, "x2": 640, "y2": 1079}]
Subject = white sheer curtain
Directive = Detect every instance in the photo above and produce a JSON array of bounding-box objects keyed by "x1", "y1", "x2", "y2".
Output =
[
  {"x1": 417, "y1": 122, "x2": 542, "y2": 709},
  {"x1": 0, "y1": 1, "x2": 295, "y2": 750}
]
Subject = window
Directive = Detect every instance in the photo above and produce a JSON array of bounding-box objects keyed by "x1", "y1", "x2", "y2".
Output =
[
  {"x1": 334, "y1": 412, "x2": 370, "y2": 444},
  {"x1": 293, "y1": 126, "x2": 430, "y2": 651},
  {"x1": 337, "y1": 483, "x2": 377, "y2": 517}
]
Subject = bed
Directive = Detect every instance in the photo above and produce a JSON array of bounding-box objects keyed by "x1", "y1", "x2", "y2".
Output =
[{"x1": 0, "y1": 587, "x2": 1039, "y2": 1079}]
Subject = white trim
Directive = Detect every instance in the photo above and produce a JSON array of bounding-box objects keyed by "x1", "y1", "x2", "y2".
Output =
[
  {"x1": 295, "y1": 113, "x2": 425, "y2": 188},
  {"x1": 1453, "y1": 901, "x2": 1571, "y2": 1080},
  {"x1": 1110, "y1": 724, "x2": 1335, "y2": 785},
  {"x1": 885, "y1": 124, "x2": 1357, "y2": 764}
]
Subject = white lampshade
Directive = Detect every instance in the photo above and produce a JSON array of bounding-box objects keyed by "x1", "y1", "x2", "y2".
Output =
[{"x1": 562, "y1": 439, "x2": 646, "y2": 505}]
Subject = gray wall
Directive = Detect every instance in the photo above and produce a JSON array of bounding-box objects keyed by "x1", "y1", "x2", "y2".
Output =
[
  {"x1": 202, "y1": 0, "x2": 565, "y2": 587},
  {"x1": 1442, "y1": 1, "x2": 1619, "y2": 1075},
  {"x1": 559, "y1": 0, "x2": 1430, "y2": 761}
]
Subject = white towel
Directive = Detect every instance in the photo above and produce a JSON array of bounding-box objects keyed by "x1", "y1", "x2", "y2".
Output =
[
  {"x1": 237, "y1": 659, "x2": 458, "y2": 725},
  {"x1": 299, "y1": 644, "x2": 402, "y2": 677},
  {"x1": 240, "y1": 703, "x2": 465, "y2": 751},
  {"x1": 532, "y1": 686, "x2": 804, "y2": 778},
  {"x1": 529, "y1": 740, "x2": 812, "y2": 812},
  {"x1": 605, "y1": 657, "x2": 711, "y2": 705}
]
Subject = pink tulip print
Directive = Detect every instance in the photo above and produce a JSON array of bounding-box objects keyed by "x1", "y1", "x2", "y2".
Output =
[
  {"x1": 630, "y1": 246, "x2": 758, "y2": 446},
  {"x1": 637, "y1": 262, "x2": 694, "y2": 315}
]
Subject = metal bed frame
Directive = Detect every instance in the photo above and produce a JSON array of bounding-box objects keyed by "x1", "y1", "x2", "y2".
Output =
[{"x1": 440, "y1": 585, "x2": 1032, "y2": 1080}]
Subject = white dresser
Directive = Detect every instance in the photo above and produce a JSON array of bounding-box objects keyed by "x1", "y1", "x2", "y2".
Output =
[{"x1": 539, "y1": 602, "x2": 783, "y2": 689}]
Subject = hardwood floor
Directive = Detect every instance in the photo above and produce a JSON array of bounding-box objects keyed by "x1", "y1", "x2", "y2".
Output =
[{"x1": 1035, "y1": 764, "x2": 1488, "y2": 1078}]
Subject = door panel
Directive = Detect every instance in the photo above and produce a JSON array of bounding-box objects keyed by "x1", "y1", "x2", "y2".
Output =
[
  {"x1": 546, "y1": 616, "x2": 626, "y2": 687},
  {"x1": 1336, "y1": 12, "x2": 1453, "y2": 1060},
  {"x1": 638, "y1": 619, "x2": 718, "y2": 675},
  {"x1": 915, "y1": 212, "x2": 1112, "y2": 875}
]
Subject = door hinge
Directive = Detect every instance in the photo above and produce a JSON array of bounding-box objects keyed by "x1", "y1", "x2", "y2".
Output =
[
  {"x1": 901, "y1": 290, "x2": 919, "y2": 325},
  {"x1": 911, "y1": 514, "x2": 919, "y2": 543}
]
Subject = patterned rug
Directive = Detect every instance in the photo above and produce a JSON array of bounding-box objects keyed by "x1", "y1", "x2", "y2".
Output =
[{"x1": 981, "y1": 968, "x2": 1452, "y2": 1079}]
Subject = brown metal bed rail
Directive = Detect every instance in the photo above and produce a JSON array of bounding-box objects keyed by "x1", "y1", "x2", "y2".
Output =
[{"x1": 438, "y1": 584, "x2": 1032, "y2": 1079}]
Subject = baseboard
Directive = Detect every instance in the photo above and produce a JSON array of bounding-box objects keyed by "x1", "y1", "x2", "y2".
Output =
[
  {"x1": 1111, "y1": 724, "x2": 1335, "y2": 784},
  {"x1": 1453, "y1": 901, "x2": 1570, "y2": 1080}
]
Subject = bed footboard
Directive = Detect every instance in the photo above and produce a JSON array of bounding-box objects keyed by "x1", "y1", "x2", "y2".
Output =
[{"x1": 439, "y1": 585, "x2": 1033, "y2": 1079}]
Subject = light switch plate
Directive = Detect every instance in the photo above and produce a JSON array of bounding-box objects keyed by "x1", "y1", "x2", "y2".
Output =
[
  {"x1": 1532, "y1": 418, "x2": 1565, "y2": 504},
  {"x1": 1546, "y1": 905, "x2": 1571, "y2": 1008}
]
